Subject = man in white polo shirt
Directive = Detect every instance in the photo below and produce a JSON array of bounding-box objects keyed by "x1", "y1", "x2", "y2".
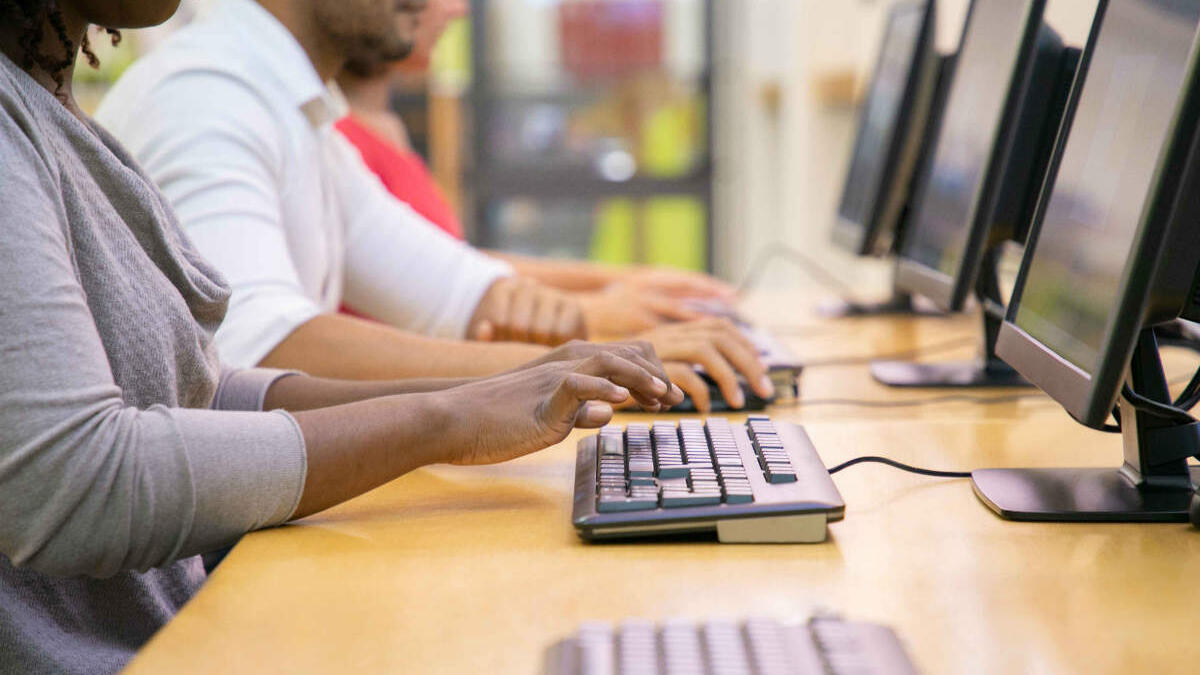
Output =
[
  {"x1": 97, "y1": 0, "x2": 587, "y2": 380},
  {"x1": 98, "y1": 0, "x2": 776, "y2": 411}
]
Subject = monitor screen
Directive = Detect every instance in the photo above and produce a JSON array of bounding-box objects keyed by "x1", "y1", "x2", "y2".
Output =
[
  {"x1": 898, "y1": 0, "x2": 1036, "y2": 280},
  {"x1": 836, "y1": 3, "x2": 926, "y2": 235},
  {"x1": 1013, "y1": 0, "x2": 1200, "y2": 374}
]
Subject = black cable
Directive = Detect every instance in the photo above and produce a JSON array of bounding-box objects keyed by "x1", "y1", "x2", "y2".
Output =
[
  {"x1": 781, "y1": 392, "x2": 1045, "y2": 408},
  {"x1": 1173, "y1": 366, "x2": 1200, "y2": 410},
  {"x1": 736, "y1": 243, "x2": 859, "y2": 299},
  {"x1": 803, "y1": 335, "x2": 978, "y2": 368},
  {"x1": 828, "y1": 455, "x2": 972, "y2": 478},
  {"x1": 1121, "y1": 384, "x2": 1196, "y2": 424}
]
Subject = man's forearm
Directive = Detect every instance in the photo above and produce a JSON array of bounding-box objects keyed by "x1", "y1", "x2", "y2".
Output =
[{"x1": 258, "y1": 313, "x2": 549, "y2": 380}]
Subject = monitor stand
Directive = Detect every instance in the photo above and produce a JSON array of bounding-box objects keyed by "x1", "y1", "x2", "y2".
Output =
[
  {"x1": 819, "y1": 287, "x2": 945, "y2": 319},
  {"x1": 869, "y1": 248, "x2": 1032, "y2": 388},
  {"x1": 973, "y1": 330, "x2": 1199, "y2": 522},
  {"x1": 818, "y1": 258, "x2": 944, "y2": 318}
]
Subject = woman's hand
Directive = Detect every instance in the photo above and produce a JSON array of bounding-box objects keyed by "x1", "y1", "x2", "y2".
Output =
[
  {"x1": 580, "y1": 284, "x2": 708, "y2": 337},
  {"x1": 637, "y1": 318, "x2": 774, "y2": 413},
  {"x1": 579, "y1": 269, "x2": 738, "y2": 338},
  {"x1": 431, "y1": 343, "x2": 684, "y2": 466},
  {"x1": 625, "y1": 267, "x2": 737, "y2": 301}
]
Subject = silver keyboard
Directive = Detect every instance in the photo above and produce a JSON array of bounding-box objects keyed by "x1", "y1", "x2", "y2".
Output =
[
  {"x1": 544, "y1": 615, "x2": 919, "y2": 675},
  {"x1": 572, "y1": 417, "x2": 844, "y2": 543}
]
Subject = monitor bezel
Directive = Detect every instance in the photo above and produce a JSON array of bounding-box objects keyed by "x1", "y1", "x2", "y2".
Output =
[
  {"x1": 893, "y1": 0, "x2": 1045, "y2": 311},
  {"x1": 831, "y1": 0, "x2": 937, "y2": 257},
  {"x1": 997, "y1": 0, "x2": 1200, "y2": 429}
]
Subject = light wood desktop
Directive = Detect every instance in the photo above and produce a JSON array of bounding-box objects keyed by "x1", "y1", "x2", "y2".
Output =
[{"x1": 125, "y1": 286, "x2": 1200, "y2": 674}]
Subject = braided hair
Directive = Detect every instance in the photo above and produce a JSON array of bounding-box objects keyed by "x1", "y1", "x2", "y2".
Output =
[{"x1": 0, "y1": 0, "x2": 120, "y2": 95}]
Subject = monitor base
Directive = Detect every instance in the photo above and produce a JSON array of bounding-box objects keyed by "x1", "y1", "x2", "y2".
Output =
[
  {"x1": 818, "y1": 295, "x2": 945, "y2": 319},
  {"x1": 869, "y1": 359, "x2": 1033, "y2": 388},
  {"x1": 972, "y1": 467, "x2": 1200, "y2": 522}
]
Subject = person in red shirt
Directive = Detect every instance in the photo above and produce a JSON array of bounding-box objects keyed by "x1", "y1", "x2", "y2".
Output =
[{"x1": 335, "y1": 0, "x2": 775, "y2": 412}]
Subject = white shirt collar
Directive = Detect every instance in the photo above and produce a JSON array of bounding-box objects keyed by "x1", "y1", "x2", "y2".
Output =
[{"x1": 212, "y1": 0, "x2": 347, "y2": 128}]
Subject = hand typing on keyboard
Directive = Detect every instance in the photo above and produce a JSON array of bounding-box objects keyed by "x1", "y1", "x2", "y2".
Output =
[
  {"x1": 432, "y1": 341, "x2": 685, "y2": 466},
  {"x1": 635, "y1": 318, "x2": 775, "y2": 413}
]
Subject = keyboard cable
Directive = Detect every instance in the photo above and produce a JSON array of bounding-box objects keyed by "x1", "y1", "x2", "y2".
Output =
[
  {"x1": 736, "y1": 242, "x2": 860, "y2": 299},
  {"x1": 827, "y1": 456, "x2": 972, "y2": 479},
  {"x1": 822, "y1": 368, "x2": 1200, "y2": 476}
]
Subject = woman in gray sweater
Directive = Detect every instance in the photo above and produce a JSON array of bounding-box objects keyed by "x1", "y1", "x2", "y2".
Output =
[{"x1": 0, "y1": 1, "x2": 682, "y2": 672}]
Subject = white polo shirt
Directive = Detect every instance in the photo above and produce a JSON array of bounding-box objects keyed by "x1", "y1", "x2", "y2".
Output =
[{"x1": 96, "y1": 0, "x2": 512, "y2": 368}]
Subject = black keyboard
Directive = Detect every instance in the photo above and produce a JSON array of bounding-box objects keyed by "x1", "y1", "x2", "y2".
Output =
[
  {"x1": 572, "y1": 416, "x2": 844, "y2": 543},
  {"x1": 544, "y1": 615, "x2": 919, "y2": 675}
]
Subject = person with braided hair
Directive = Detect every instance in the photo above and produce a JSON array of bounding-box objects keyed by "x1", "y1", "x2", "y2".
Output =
[{"x1": 0, "y1": 1, "x2": 683, "y2": 671}]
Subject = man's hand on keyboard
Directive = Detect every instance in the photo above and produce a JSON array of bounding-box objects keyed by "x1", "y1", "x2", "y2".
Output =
[
  {"x1": 469, "y1": 277, "x2": 588, "y2": 346},
  {"x1": 637, "y1": 318, "x2": 774, "y2": 413},
  {"x1": 436, "y1": 341, "x2": 684, "y2": 466}
]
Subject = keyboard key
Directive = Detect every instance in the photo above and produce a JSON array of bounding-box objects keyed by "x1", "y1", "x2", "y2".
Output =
[
  {"x1": 662, "y1": 620, "x2": 704, "y2": 675},
  {"x1": 662, "y1": 492, "x2": 722, "y2": 508},
  {"x1": 617, "y1": 620, "x2": 658, "y2": 675},
  {"x1": 628, "y1": 460, "x2": 655, "y2": 478},
  {"x1": 657, "y1": 465, "x2": 689, "y2": 480},
  {"x1": 575, "y1": 623, "x2": 614, "y2": 675},
  {"x1": 702, "y1": 619, "x2": 753, "y2": 675},
  {"x1": 600, "y1": 432, "x2": 625, "y2": 458},
  {"x1": 743, "y1": 618, "x2": 791, "y2": 675},
  {"x1": 765, "y1": 467, "x2": 798, "y2": 484},
  {"x1": 724, "y1": 491, "x2": 754, "y2": 505},
  {"x1": 597, "y1": 494, "x2": 659, "y2": 512}
]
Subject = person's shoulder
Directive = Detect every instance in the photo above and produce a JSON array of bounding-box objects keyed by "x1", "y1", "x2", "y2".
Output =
[
  {"x1": 0, "y1": 57, "x2": 61, "y2": 185},
  {"x1": 96, "y1": 34, "x2": 283, "y2": 158},
  {"x1": 97, "y1": 21, "x2": 266, "y2": 129}
]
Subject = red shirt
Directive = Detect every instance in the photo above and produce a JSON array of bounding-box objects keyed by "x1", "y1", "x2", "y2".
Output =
[{"x1": 335, "y1": 115, "x2": 465, "y2": 240}]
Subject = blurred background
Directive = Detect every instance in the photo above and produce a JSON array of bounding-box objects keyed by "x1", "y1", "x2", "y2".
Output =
[{"x1": 74, "y1": 0, "x2": 978, "y2": 291}]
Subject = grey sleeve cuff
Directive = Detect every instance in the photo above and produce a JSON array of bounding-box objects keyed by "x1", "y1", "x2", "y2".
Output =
[
  {"x1": 171, "y1": 407, "x2": 308, "y2": 554},
  {"x1": 213, "y1": 367, "x2": 305, "y2": 412}
]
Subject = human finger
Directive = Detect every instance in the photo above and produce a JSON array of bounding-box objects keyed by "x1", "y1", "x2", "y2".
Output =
[
  {"x1": 641, "y1": 294, "x2": 707, "y2": 323},
  {"x1": 469, "y1": 319, "x2": 495, "y2": 342},
  {"x1": 531, "y1": 293, "x2": 560, "y2": 345},
  {"x1": 575, "y1": 401, "x2": 615, "y2": 428},
  {"x1": 507, "y1": 282, "x2": 537, "y2": 343},
  {"x1": 666, "y1": 362, "x2": 711, "y2": 415},
  {"x1": 575, "y1": 352, "x2": 671, "y2": 410},
  {"x1": 552, "y1": 300, "x2": 587, "y2": 345},
  {"x1": 684, "y1": 344, "x2": 745, "y2": 409},
  {"x1": 712, "y1": 331, "x2": 772, "y2": 398},
  {"x1": 606, "y1": 341, "x2": 676, "y2": 400}
]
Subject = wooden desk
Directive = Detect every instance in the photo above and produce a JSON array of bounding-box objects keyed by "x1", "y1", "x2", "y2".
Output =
[{"x1": 126, "y1": 289, "x2": 1200, "y2": 674}]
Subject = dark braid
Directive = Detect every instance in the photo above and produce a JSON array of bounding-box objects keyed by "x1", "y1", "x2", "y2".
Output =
[
  {"x1": 0, "y1": 0, "x2": 122, "y2": 96},
  {"x1": 81, "y1": 27, "x2": 122, "y2": 69}
]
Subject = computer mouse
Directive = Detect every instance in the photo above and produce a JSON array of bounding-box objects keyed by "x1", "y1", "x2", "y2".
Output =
[
  {"x1": 672, "y1": 373, "x2": 772, "y2": 414},
  {"x1": 666, "y1": 368, "x2": 801, "y2": 414}
]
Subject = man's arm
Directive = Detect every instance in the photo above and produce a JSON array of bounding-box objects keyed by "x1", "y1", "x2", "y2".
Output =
[
  {"x1": 258, "y1": 312, "x2": 548, "y2": 379},
  {"x1": 334, "y1": 137, "x2": 586, "y2": 346}
]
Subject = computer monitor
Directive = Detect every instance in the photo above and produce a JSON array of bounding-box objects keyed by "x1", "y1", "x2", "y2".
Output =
[
  {"x1": 831, "y1": 0, "x2": 938, "y2": 259},
  {"x1": 870, "y1": 0, "x2": 1093, "y2": 387},
  {"x1": 978, "y1": 0, "x2": 1200, "y2": 521}
]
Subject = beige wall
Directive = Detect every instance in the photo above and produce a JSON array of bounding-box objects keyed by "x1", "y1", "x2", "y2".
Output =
[
  {"x1": 712, "y1": 0, "x2": 1099, "y2": 291},
  {"x1": 713, "y1": 0, "x2": 973, "y2": 290}
]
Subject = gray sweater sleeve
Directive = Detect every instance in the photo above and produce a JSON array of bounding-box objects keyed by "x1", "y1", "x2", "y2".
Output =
[
  {"x1": 213, "y1": 367, "x2": 302, "y2": 412},
  {"x1": 0, "y1": 125, "x2": 307, "y2": 579}
]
